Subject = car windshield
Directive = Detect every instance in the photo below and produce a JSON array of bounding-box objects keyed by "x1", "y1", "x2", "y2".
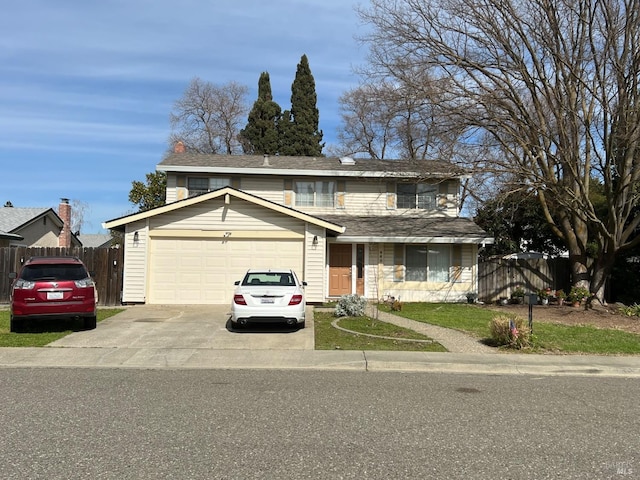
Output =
[
  {"x1": 20, "y1": 264, "x2": 89, "y2": 281},
  {"x1": 242, "y1": 272, "x2": 295, "y2": 286}
]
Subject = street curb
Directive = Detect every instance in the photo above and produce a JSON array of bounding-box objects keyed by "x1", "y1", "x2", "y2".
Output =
[{"x1": 0, "y1": 347, "x2": 639, "y2": 377}]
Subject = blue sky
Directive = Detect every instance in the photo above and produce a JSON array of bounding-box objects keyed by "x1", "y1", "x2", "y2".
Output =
[{"x1": 0, "y1": 0, "x2": 368, "y2": 233}]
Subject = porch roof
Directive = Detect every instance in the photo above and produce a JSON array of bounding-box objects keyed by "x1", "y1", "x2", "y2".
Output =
[{"x1": 319, "y1": 215, "x2": 494, "y2": 244}]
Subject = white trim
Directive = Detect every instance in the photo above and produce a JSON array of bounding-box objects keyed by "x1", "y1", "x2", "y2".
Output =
[
  {"x1": 149, "y1": 229, "x2": 304, "y2": 239},
  {"x1": 334, "y1": 236, "x2": 495, "y2": 244}
]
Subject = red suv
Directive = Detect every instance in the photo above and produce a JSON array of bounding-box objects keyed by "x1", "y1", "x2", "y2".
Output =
[{"x1": 9, "y1": 256, "x2": 97, "y2": 332}]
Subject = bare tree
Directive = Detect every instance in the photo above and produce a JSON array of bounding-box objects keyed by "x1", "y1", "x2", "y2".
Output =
[
  {"x1": 337, "y1": 73, "x2": 462, "y2": 160},
  {"x1": 358, "y1": 0, "x2": 640, "y2": 302},
  {"x1": 170, "y1": 77, "x2": 249, "y2": 154},
  {"x1": 338, "y1": 82, "x2": 395, "y2": 159}
]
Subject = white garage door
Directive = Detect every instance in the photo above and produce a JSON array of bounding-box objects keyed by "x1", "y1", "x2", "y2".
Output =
[{"x1": 148, "y1": 238, "x2": 304, "y2": 304}]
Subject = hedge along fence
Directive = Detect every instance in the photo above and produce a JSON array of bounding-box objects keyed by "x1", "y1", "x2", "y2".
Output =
[
  {"x1": 0, "y1": 247, "x2": 124, "y2": 306},
  {"x1": 478, "y1": 257, "x2": 571, "y2": 303}
]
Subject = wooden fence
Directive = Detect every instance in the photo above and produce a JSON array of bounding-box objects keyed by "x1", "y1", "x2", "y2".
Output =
[
  {"x1": 1, "y1": 247, "x2": 570, "y2": 306},
  {"x1": 478, "y1": 257, "x2": 571, "y2": 303},
  {"x1": 0, "y1": 247, "x2": 124, "y2": 306}
]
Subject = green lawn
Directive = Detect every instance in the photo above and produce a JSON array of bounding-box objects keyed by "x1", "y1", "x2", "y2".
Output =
[
  {"x1": 379, "y1": 303, "x2": 640, "y2": 355},
  {"x1": 0, "y1": 309, "x2": 123, "y2": 347},
  {"x1": 314, "y1": 310, "x2": 447, "y2": 352}
]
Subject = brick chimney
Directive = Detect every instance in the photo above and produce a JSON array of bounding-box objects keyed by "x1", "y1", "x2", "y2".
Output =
[
  {"x1": 58, "y1": 198, "x2": 72, "y2": 248},
  {"x1": 174, "y1": 140, "x2": 186, "y2": 153}
]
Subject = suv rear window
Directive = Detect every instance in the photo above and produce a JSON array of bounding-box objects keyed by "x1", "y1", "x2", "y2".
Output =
[{"x1": 20, "y1": 264, "x2": 89, "y2": 282}]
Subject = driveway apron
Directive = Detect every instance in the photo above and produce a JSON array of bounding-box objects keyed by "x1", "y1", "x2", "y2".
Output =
[{"x1": 48, "y1": 305, "x2": 315, "y2": 350}]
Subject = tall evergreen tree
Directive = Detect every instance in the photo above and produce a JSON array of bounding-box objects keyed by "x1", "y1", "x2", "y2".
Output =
[
  {"x1": 278, "y1": 54, "x2": 324, "y2": 156},
  {"x1": 239, "y1": 72, "x2": 281, "y2": 155}
]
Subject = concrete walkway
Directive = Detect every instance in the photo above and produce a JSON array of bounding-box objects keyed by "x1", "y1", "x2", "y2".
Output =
[{"x1": 366, "y1": 305, "x2": 497, "y2": 354}]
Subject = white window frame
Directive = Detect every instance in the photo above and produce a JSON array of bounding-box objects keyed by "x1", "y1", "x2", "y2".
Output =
[
  {"x1": 294, "y1": 180, "x2": 336, "y2": 207},
  {"x1": 397, "y1": 183, "x2": 437, "y2": 210},
  {"x1": 188, "y1": 177, "x2": 230, "y2": 197},
  {"x1": 404, "y1": 244, "x2": 451, "y2": 283}
]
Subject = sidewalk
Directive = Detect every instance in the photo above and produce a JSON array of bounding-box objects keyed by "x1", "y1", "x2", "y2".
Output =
[
  {"x1": 0, "y1": 305, "x2": 639, "y2": 377},
  {"x1": 366, "y1": 305, "x2": 497, "y2": 354},
  {"x1": 0, "y1": 346, "x2": 639, "y2": 377}
]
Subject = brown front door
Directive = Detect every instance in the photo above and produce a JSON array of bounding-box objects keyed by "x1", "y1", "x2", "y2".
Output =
[{"x1": 329, "y1": 244, "x2": 352, "y2": 297}]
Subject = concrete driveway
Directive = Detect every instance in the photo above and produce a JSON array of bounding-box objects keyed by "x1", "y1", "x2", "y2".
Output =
[{"x1": 49, "y1": 304, "x2": 314, "y2": 350}]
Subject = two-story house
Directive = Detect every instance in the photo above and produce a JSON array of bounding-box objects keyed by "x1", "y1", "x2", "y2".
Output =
[{"x1": 103, "y1": 149, "x2": 492, "y2": 304}]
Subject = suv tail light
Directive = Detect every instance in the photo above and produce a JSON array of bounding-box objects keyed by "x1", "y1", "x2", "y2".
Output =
[
  {"x1": 74, "y1": 278, "x2": 94, "y2": 288},
  {"x1": 13, "y1": 279, "x2": 35, "y2": 290},
  {"x1": 233, "y1": 294, "x2": 247, "y2": 305},
  {"x1": 288, "y1": 294, "x2": 303, "y2": 306}
]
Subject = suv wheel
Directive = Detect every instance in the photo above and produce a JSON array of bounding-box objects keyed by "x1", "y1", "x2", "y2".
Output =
[
  {"x1": 84, "y1": 316, "x2": 97, "y2": 330},
  {"x1": 10, "y1": 317, "x2": 22, "y2": 333}
]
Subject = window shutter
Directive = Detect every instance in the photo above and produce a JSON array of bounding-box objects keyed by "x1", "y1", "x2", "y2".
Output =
[
  {"x1": 451, "y1": 244, "x2": 462, "y2": 282},
  {"x1": 387, "y1": 182, "x2": 396, "y2": 209},
  {"x1": 394, "y1": 244, "x2": 404, "y2": 282},
  {"x1": 336, "y1": 180, "x2": 346, "y2": 209},
  {"x1": 231, "y1": 177, "x2": 241, "y2": 189},
  {"x1": 438, "y1": 181, "x2": 448, "y2": 209},
  {"x1": 176, "y1": 175, "x2": 186, "y2": 187},
  {"x1": 284, "y1": 179, "x2": 293, "y2": 206}
]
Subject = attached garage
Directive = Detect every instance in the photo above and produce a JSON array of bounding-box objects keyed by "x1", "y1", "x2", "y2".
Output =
[
  {"x1": 148, "y1": 237, "x2": 303, "y2": 304},
  {"x1": 104, "y1": 188, "x2": 345, "y2": 305}
]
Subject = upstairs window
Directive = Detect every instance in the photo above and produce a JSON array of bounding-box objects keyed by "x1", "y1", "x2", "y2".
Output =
[
  {"x1": 294, "y1": 181, "x2": 335, "y2": 207},
  {"x1": 188, "y1": 177, "x2": 230, "y2": 197},
  {"x1": 397, "y1": 183, "x2": 437, "y2": 210}
]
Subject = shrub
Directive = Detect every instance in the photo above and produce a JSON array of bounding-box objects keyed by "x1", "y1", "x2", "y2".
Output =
[
  {"x1": 568, "y1": 286, "x2": 590, "y2": 304},
  {"x1": 334, "y1": 294, "x2": 368, "y2": 317},
  {"x1": 489, "y1": 314, "x2": 532, "y2": 349},
  {"x1": 618, "y1": 304, "x2": 640, "y2": 317}
]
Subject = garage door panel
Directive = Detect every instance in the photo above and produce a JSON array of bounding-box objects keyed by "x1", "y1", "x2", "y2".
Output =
[{"x1": 149, "y1": 238, "x2": 303, "y2": 304}]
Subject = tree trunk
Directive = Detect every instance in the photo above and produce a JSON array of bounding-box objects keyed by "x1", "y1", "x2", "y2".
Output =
[{"x1": 590, "y1": 252, "x2": 616, "y2": 304}]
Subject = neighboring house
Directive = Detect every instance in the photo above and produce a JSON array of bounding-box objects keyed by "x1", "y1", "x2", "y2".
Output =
[
  {"x1": 104, "y1": 149, "x2": 493, "y2": 305},
  {"x1": 77, "y1": 234, "x2": 114, "y2": 249},
  {"x1": 0, "y1": 199, "x2": 81, "y2": 248}
]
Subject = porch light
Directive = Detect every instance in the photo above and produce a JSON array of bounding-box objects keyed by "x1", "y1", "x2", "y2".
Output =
[{"x1": 312, "y1": 235, "x2": 318, "y2": 245}]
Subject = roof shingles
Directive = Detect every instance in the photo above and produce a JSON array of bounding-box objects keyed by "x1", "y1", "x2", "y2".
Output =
[{"x1": 158, "y1": 153, "x2": 465, "y2": 178}]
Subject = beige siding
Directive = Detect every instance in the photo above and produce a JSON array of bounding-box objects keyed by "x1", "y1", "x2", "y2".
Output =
[
  {"x1": 122, "y1": 220, "x2": 148, "y2": 303},
  {"x1": 239, "y1": 177, "x2": 286, "y2": 203},
  {"x1": 13, "y1": 215, "x2": 61, "y2": 247},
  {"x1": 371, "y1": 243, "x2": 477, "y2": 303},
  {"x1": 150, "y1": 198, "x2": 305, "y2": 234},
  {"x1": 164, "y1": 175, "x2": 460, "y2": 217},
  {"x1": 303, "y1": 224, "x2": 326, "y2": 302},
  {"x1": 166, "y1": 175, "x2": 178, "y2": 203}
]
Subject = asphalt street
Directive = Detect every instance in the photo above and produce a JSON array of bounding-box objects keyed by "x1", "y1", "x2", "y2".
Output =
[{"x1": 1, "y1": 368, "x2": 637, "y2": 479}]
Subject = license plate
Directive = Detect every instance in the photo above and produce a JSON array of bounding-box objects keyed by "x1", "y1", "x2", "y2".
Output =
[
  {"x1": 260, "y1": 298, "x2": 275, "y2": 304},
  {"x1": 47, "y1": 291, "x2": 64, "y2": 300}
]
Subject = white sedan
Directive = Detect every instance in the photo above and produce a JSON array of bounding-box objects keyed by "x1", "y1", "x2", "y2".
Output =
[{"x1": 230, "y1": 269, "x2": 307, "y2": 329}]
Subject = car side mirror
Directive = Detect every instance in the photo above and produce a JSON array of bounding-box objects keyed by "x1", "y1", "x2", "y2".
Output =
[
  {"x1": 302, "y1": 281, "x2": 307, "y2": 287},
  {"x1": 234, "y1": 280, "x2": 240, "y2": 285}
]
